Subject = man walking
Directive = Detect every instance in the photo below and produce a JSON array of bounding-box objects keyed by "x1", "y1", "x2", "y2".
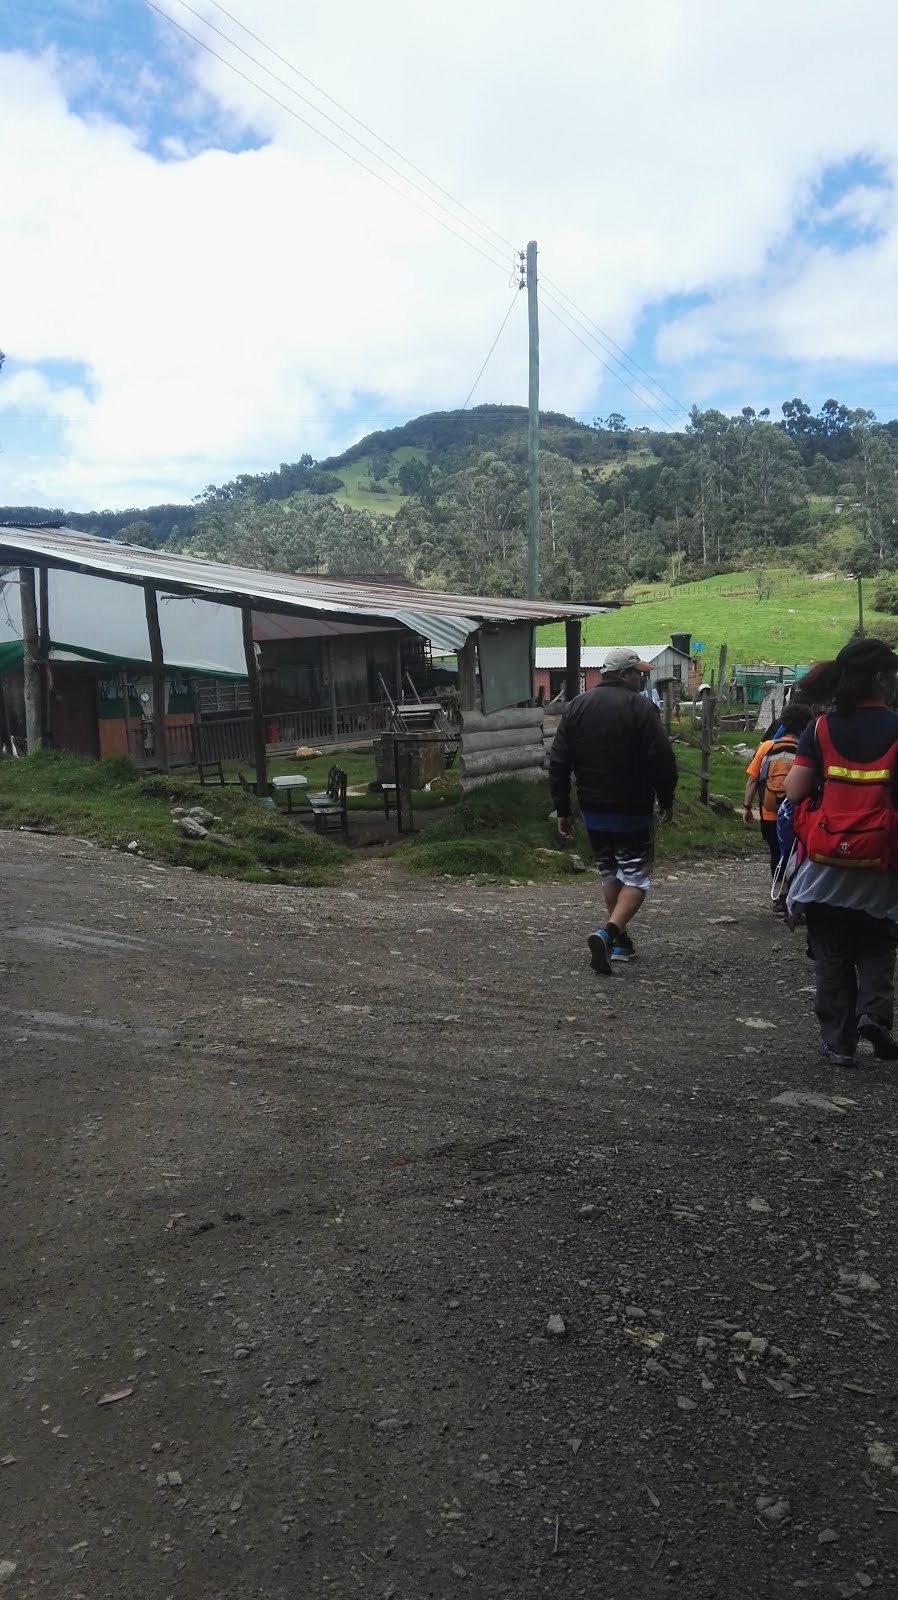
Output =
[{"x1": 549, "y1": 647, "x2": 678, "y2": 973}]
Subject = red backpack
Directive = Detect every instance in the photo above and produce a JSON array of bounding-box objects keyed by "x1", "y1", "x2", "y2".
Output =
[{"x1": 796, "y1": 716, "x2": 898, "y2": 871}]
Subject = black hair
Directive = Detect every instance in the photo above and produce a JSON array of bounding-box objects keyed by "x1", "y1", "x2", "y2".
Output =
[
  {"x1": 779, "y1": 702, "x2": 813, "y2": 735},
  {"x1": 799, "y1": 639, "x2": 898, "y2": 717}
]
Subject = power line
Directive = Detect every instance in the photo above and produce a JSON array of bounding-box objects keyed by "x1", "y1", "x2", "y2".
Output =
[
  {"x1": 461, "y1": 292, "x2": 522, "y2": 410},
  {"x1": 541, "y1": 299, "x2": 679, "y2": 431},
  {"x1": 144, "y1": 0, "x2": 512, "y2": 278},
  {"x1": 202, "y1": 0, "x2": 518, "y2": 257},
  {"x1": 149, "y1": 2, "x2": 688, "y2": 423},
  {"x1": 540, "y1": 283, "x2": 686, "y2": 425},
  {"x1": 162, "y1": 0, "x2": 516, "y2": 271},
  {"x1": 541, "y1": 274, "x2": 690, "y2": 419}
]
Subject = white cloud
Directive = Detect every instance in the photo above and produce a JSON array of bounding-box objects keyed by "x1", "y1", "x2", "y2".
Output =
[{"x1": 3, "y1": 1, "x2": 898, "y2": 507}]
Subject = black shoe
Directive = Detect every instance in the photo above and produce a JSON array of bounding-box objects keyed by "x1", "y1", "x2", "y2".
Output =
[
  {"x1": 587, "y1": 929, "x2": 613, "y2": 975},
  {"x1": 858, "y1": 1015, "x2": 898, "y2": 1060},
  {"x1": 611, "y1": 933, "x2": 636, "y2": 963}
]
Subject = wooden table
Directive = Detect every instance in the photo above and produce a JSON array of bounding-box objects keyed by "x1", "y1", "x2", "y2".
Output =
[{"x1": 270, "y1": 773, "x2": 308, "y2": 814}]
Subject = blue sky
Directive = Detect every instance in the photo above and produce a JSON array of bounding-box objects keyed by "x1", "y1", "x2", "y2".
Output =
[{"x1": 3, "y1": 1, "x2": 898, "y2": 509}]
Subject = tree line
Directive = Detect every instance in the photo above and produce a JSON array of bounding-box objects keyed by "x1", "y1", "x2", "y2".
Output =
[{"x1": 4, "y1": 397, "x2": 897, "y2": 600}]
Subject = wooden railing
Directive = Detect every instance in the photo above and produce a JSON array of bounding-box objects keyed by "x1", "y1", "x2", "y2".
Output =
[{"x1": 149, "y1": 701, "x2": 393, "y2": 767}]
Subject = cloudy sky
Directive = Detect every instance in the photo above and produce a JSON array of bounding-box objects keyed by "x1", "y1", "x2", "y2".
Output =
[{"x1": 2, "y1": 0, "x2": 898, "y2": 511}]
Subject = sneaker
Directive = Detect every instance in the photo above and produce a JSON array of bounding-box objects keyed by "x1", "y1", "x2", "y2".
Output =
[
  {"x1": 821, "y1": 1045, "x2": 856, "y2": 1068},
  {"x1": 587, "y1": 929, "x2": 613, "y2": 975},
  {"x1": 858, "y1": 1015, "x2": 898, "y2": 1060},
  {"x1": 611, "y1": 934, "x2": 636, "y2": 963}
]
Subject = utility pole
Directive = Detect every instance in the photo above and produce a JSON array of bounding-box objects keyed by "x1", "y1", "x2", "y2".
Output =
[
  {"x1": 857, "y1": 575, "x2": 865, "y2": 638},
  {"x1": 525, "y1": 239, "x2": 540, "y2": 599}
]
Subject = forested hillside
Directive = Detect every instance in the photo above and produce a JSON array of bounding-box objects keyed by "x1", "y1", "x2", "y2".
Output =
[{"x1": 5, "y1": 398, "x2": 898, "y2": 600}]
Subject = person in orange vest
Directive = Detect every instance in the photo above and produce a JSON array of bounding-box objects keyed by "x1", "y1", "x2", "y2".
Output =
[
  {"x1": 785, "y1": 639, "x2": 898, "y2": 1066},
  {"x1": 742, "y1": 703, "x2": 812, "y2": 877}
]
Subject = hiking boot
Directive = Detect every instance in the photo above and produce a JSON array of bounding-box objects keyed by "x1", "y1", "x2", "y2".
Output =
[
  {"x1": 821, "y1": 1045, "x2": 856, "y2": 1068},
  {"x1": 611, "y1": 934, "x2": 636, "y2": 963},
  {"x1": 858, "y1": 1015, "x2": 898, "y2": 1060},
  {"x1": 587, "y1": 929, "x2": 613, "y2": 975}
]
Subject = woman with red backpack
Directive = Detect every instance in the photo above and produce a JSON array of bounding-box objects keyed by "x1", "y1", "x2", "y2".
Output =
[{"x1": 785, "y1": 638, "x2": 898, "y2": 1067}]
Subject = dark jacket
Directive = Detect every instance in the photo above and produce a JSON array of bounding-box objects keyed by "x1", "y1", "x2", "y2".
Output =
[{"x1": 549, "y1": 679, "x2": 679, "y2": 819}]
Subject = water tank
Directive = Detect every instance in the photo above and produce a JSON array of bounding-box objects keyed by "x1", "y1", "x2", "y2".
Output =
[{"x1": 671, "y1": 632, "x2": 692, "y2": 656}]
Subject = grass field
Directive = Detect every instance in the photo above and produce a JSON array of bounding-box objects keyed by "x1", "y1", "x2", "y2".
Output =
[
  {"x1": 539, "y1": 569, "x2": 886, "y2": 666},
  {"x1": 331, "y1": 446, "x2": 426, "y2": 517}
]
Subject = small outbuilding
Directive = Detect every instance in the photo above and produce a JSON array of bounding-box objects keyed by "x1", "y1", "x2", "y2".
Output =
[{"x1": 533, "y1": 640, "x2": 692, "y2": 701}]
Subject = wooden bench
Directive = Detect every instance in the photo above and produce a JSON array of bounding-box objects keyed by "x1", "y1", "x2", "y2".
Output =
[{"x1": 306, "y1": 766, "x2": 348, "y2": 836}]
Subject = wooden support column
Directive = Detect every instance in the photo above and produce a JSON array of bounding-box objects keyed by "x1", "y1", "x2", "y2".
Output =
[
  {"x1": 327, "y1": 639, "x2": 338, "y2": 740},
  {"x1": 241, "y1": 605, "x2": 268, "y2": 797},
  {"x1": 38, "y1": 566, "x2": 51, "y2": 742},
  {"x1": 120, "y1": 673, "x2": 133, "y2": 761},
  {"x1": 19, "y1": 566, "x2": 44, "y2": 752},
  {"x1": 564, "y1": 617, "x2": 582, "y2": 703},
  {"x1": 456, "y1": 634, "x2": 477, "y2": 712},
  {"x1": 143, "y1": 585, "x2": 169, "y2": 772}
]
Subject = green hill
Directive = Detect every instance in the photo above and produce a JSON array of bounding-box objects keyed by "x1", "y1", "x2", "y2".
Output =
[{"x1": 5, "y1": 394, "x2": 898, "y2": 605}]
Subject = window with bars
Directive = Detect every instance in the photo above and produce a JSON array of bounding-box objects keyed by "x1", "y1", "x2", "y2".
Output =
[{"x1": 196, "y1": 679, "x2": 252, "y2": 716}]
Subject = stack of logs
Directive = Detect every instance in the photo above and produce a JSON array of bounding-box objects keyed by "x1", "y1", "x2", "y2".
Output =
[{"x1": 459, "y1": 706, "x2": 546, "y2": 794}]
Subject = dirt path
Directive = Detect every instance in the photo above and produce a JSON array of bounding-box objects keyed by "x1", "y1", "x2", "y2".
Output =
[{"x1": 2, "y1": 832, "x2": 897, "y2": 1599}]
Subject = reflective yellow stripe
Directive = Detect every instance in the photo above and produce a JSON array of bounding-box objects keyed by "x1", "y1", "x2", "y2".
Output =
[
  {"x1": 825, "y1": 765, "x2": 891, "y2": 781},
  {"x1": 811, "y1": 852, "x2": 885, "y2": 868}
]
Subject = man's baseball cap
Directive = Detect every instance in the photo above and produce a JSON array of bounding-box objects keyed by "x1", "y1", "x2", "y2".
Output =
[{"x1": 602, "y1": 646, "x2": 653, "y2": 674}]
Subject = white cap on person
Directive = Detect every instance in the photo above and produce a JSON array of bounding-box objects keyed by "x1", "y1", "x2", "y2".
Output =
[{"x1": 602, "y1": 647, "x2": 654, "y2": 675}]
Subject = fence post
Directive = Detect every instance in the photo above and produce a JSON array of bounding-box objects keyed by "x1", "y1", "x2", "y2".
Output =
[
  {"x1": 715, "y1": 643, "x2": 728, "y2": 732},
  {"x1": 700, "y1": 694, "x2": 713, "y2": 806}
]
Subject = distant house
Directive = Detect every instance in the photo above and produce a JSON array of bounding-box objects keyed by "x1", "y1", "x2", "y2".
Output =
[{"x1": 533, "y1": 640, "x2": 692, "y2": 701}]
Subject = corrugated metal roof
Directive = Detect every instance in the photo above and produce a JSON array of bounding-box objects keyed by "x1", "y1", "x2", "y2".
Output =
[
  {"x1": 0, "y1": 527, "x2": 608, "y2": 653},
  {"x1": 535, "y1": 644, "x2": 688, "y2": 668}
]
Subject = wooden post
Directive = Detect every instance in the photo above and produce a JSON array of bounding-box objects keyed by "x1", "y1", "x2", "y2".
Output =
[
  {"x1": 143, "y1": 585, "x2": 169, "y2": 772},
  {"x1": 663, "y1": 680, "x2": 673, "y2": 734},
  {"x1": 564, "y1": 617, "x2": 581, "y2": 702},
  {"x1": 38, "y1": 566, "x2": 51, "y2": 743},
  {"x1": 857, "y1": 576, "x2": 865, "y2": 638},
  {"x1": 700, "y1": 693, "x2": 713, "y2": 806},
  {"x1": 714, "y1": 643, "x2": 728, "y2": 732},
  {"x1": 241, "y1": 606, "x2": 268, "y2": 797},
  {"x1": 457, "y1": 634, "x2": 477, "y2": 712},
  {"x1": 120, "y1": 673, "x2": 133, "y2": 761},
  {"x1": 19, "y1": 566, "x2": 43, "y2": 752},
  {"x1": 327, "y1": 640, "x2": 338, "y2": 740},
  {"x1": 526, "y1": 239, "x2": 540, "y2": 599},
  {"x1": 0, "y1": 671, "x2": 12, "y2": 753}
]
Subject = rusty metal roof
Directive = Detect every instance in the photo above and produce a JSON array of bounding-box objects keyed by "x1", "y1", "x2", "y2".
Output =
[{"x1": 0, "y1": 527, "x2": 609, "y2": 653}]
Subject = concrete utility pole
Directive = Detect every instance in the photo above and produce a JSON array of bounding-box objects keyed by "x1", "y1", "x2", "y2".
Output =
[{"x1": 526, "y1": 239, "x2": 540, "y2": 599}]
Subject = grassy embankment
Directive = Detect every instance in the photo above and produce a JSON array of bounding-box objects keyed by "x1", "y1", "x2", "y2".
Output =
[
  {"x1": 397, "y1": 731, "x2": 755, "y2": 879},
  {"x1": 0, "y1": 734, "x2": 757, "y2": 884},
  {"x1": 0, "y1": 752, "x2": 345, "y2": 886}
]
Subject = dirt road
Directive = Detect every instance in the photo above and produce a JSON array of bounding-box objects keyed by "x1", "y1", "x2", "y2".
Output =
[{"x1": 2, "y1": 832, "x2": 897, "y2": 1599}]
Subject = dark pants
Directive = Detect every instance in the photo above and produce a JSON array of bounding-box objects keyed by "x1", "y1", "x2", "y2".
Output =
[
  {"x1": 760, "y1": 818, "x2": 781, "y2": 875},
  {"x1": 804, "y1": 904, "x2": 898, "y2": 1057}
]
